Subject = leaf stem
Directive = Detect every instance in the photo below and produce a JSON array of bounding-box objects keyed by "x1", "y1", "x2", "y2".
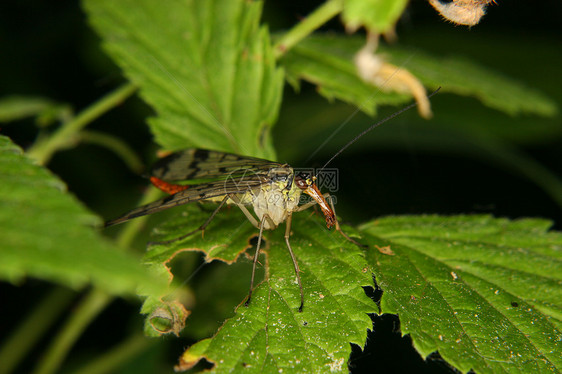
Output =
[
  {"x1": 273, "y1": 0, "x2": 343, "y2": 59},
  {"x1": 0, "y1": 288, "x2": 75, "y2": 374},
  {"x1": 79, "y1": 130, "x2": 144, "y2": 174},
  {"x1": 27, "y1": 83, "x2": 137, "y2": 165},
  {"x1": 32, "y1": 289, "x2": 111, "y2": 374}
]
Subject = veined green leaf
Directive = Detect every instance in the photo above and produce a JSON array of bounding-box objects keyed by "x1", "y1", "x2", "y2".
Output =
[
  {"x1": 0, "y1": 135, "x2": 166, "y2": 296},
  {"x1": 361, "y1": 215, "x2": 562, "y2": 373},
  {"x1": 144, "y1": 205, "x2": 561, "y2": 372},
  {"x1": 83, "y1": 0, "x2": 283, "y2": 159},
  {"x1": 141, "y1": 205, "x2": 375, "y2": 371}
]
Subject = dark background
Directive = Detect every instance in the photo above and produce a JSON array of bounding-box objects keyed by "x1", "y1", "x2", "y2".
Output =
[{"x1": 1, "y1": 1, "x2": 560, "y2": 373}]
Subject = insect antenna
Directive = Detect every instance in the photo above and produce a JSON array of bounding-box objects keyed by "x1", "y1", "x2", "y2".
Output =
[{"x1": 320, "y1": 87, "x2": 441, "y2": 170}]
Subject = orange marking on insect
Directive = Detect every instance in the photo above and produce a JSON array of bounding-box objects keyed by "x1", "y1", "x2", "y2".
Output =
[{"x1": 150, "y1": 176, "x2": 190, "y2": 195}]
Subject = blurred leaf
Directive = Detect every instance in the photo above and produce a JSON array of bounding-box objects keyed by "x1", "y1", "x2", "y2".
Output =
[
  {"x1": 281, "y1": 35, "x2": 407, "y2": 117},
  {"x1": 0, "y1": 135, "x2": 166, "y2": 296},
  {"x1": 398, "y1": 26, "x2": 562, "y2": 102},
  {"x1": 398, "y1": 50, "x2": 558, "y2": 118},
  {"x1": 141, "y1": 205, "x2": 375, "y2": 370},
  {"x1": 423, "y1": 95, "x2": 561, "y2": 145},
  {"x1": 361, "y1": 215, "x2": 562, "y2": 373},
  {"x1": 281, "y1": 35, "x2": 558, "y2": 118},
  {"x1": 277, "y1": 95, "x2": 561, "y2": 152},
  {"x1": 342, "y1": 0, "x2": 409, "y2": 33},
  {"x1": 83, "y1": 0, "x2": 283, "y2": 159}
]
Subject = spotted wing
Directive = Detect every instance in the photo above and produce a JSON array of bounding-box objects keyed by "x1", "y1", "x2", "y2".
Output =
[
  {"x1": 104, "y1": 176, "x2": 265, "y2": 227},
  {"x1": 151, "y1": 149, "x2": 282, "y2": 181}
]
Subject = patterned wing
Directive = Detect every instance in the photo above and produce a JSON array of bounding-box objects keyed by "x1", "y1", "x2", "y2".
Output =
[
  {"x1": 104, "y1": 175, "x2": 266, "y2": 227},
  {"x1": 151, "y1": 149, "x2": 282, "y2": 181}
]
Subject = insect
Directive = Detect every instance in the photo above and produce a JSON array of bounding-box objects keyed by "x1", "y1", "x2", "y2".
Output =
[
  {"x1": 105, "y1": 149, "x2": 358, "y2": 312},
  {"x1": 105, "y1": 89, "x2": 440, "y2": 312}
]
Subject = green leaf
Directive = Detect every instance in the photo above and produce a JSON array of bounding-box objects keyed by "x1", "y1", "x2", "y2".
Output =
[
  {"x1": 342, "y1": 0, "x2": 409, "y2": 33},
  {"x1": 83, "y1": 0, "x2": 283, "y2": 159},
  {"x1": 281, "y1": 35, "x2": 558, "y2": 118},
  {"x1": 398, "y1": 51, "x2": 558, "y2": 118},
  {"x1": 280, "y1": 35, "x2": 407, "y2": 117},
  {"x1": 141, "y1": 205, "x2": 375, "y2": 371},
  {"x1": 0, "y1": 135, "x2": 166, "y2": 297},
  {"x1": 360, "y1": 215, "x2": 562, "y2": 373}
]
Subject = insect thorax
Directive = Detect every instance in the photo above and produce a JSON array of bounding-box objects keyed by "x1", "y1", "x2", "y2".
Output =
[{"x1": 252, "y1": 166, "x2": 302, "y2": 230}]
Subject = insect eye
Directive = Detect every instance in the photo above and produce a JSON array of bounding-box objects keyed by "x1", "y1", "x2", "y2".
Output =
[
  {"x1": 295, "y1": 174, "x2": 309, "y2": 190},
  {"x1": 295, "y1": 172, "x2": 317, "y2": 191}
]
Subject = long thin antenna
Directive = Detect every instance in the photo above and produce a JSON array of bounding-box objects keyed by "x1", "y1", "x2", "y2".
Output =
[
  {"x1": 304, "y1": 53, "x2": 416, "y2": 165},
  {"x1": 321, "y1": 87, "x2": 441, "y2": 170}
]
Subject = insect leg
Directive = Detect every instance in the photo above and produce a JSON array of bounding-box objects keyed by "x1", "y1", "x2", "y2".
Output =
[
  {"x1": 293, "y1": 199, "x2": 319, "y2": 212},
  {"x1": 296, "y1": 193, "x2": 365, "y2": 248},
  {"x1": 228, "y1": 194, "x2": 260, "y2": 228},
  {"x1": 150, "y1": 195, "x2": 229, "y2": 245},
  {"x1": 245, "y1": 214, "x2": 267, "y2": 307},
  {"x1": 325, "y1": 193, "x2": 366, "y2": 248},
  {"x1": 227, "y1": 195, "x2": 271, "y2": 307},
  {"x1": 284, "y1": 213, "x2": 304, "y2": 312}
]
